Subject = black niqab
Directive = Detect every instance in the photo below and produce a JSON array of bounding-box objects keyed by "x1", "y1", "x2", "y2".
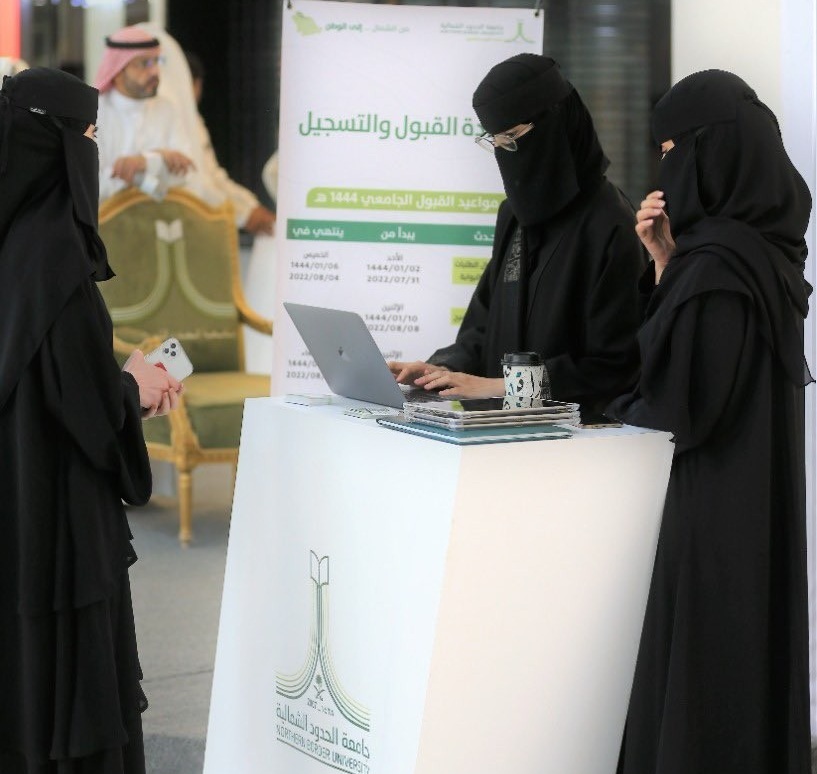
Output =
[
  {"x1": 610, "y1": 70, "x2": 813, "y2": 773},
  {"x1": 650, "y1": 69, "x2": 812, "y2": 388},
  {"x1": 472, "y1": 54, "x2": 609, "y2": 224},
  {"x1": 0, "y1": 68, "x2": 112, "y2": 410}
]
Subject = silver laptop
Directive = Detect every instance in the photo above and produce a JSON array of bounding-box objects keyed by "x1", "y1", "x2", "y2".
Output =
[{"x1": 284, "y1": 302, "x2": 445, "y2": 409}]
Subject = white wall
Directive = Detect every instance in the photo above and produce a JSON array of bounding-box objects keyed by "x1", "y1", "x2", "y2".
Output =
[
  {"x1": 83, "y1": 1, "x2": 124, "y2": 89},
  {"x1": 672, "y1": 0, "x2": 783, "y2": 118},
  {"x1": 673, "y1": 0, "x2": 817, "y2": 740}
]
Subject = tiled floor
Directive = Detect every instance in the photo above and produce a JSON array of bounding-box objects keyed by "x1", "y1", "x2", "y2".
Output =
[{"x1": 129, "y1": 462, "x2": 233, "y2": 774}]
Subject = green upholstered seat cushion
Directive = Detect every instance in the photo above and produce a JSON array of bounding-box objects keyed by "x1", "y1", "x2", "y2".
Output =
[{"x1": 141, "y1": 372, "x2": 271, "y2": 449}]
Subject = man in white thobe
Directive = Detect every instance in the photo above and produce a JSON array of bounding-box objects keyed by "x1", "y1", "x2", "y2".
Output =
[{"x1": 94, "y1": 26, "x2": 214, "y2": 205}]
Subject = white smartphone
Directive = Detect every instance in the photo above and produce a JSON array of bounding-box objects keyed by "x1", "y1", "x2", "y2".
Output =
[{"x1": 144, "y1": 337, "x2": 194, "y2": 381}]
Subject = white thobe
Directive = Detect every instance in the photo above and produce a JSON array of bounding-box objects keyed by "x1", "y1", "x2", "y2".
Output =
[{"x1": 97, "y1": 89, "x2": 223, "y2": 207}]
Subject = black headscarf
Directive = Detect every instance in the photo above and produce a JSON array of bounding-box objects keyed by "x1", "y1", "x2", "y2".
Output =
[
  {"x1": 0, "y1": 67, "x2": 112, "y2": 410},
  {"x1": 650, "y1": 69, "x2": 812, "y2": 387},
  {"x1": 472, "y1": 54, "x2": 609, "y2": 225}
]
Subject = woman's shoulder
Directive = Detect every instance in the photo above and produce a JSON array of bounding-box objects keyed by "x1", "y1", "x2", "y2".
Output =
[{"x1": 660, "y1": 249, "x2": 752, "y2": 306}]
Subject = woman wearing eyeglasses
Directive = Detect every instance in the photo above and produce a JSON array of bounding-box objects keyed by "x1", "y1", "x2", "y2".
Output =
[
  {"x1": 609, "y1": 70, "x2": 812, "y2": 774},
  {"x1": 389, "y1": 54, "x2": 645, "y2": 412}
]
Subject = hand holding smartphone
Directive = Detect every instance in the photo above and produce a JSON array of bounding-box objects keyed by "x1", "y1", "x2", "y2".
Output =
[
  {"x1": 123, "y1": 338, "x2": 190, "y2": 418},
  {"x1": 144, "y1": 337, "x2": 193, "y2": 381}
]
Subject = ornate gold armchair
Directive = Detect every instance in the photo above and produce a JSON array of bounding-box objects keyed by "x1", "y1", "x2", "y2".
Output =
[{"x1": 98, "y1": 187, "x2": 272, "y2": 544}]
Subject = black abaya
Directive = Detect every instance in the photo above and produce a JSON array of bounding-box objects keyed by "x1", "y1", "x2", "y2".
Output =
[
  {"x1": 608, "y1": 69, "x2": 812, "y2": 774},
  {"x1": 608, "y1": 253, "x2": 811, "y2": 773},
  {"x1": 0, "y1": 280, "x2": 151, "y2": 773},
  {"x1": 0, "y1": 67, "x2": 151, "y2": 774},
  {"x1": 431, "y1": 56, "x2": 646, "y2": 408},
  {"x1": 429, "y1": 179, "x2": 645, "y2": 407}
]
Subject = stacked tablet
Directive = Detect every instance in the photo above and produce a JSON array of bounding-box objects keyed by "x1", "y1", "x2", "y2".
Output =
[
  {"x1": 402, "y1": 397, "x2": 580, "y2": 429},
  {"x1": 376, "y1": 397, "x2": 579, "y2": 445}
]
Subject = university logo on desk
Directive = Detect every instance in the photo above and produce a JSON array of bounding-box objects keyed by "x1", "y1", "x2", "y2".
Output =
[{"x1": 276, "y1": 551, "x2": 372, "y2": 773}]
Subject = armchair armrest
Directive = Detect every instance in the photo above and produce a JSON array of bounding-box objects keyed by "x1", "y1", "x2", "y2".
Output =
[
  {"x1": 232, "y1": 275, "x2": 273, "y2": 336},
  {"x1": 237, "y1": 303, "x2": 273, "y2": 336}
]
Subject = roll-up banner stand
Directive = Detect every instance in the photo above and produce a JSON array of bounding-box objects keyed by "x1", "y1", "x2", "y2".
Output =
[{"x1": 271, "y1": 0, "x2": 543, "y2": 394}]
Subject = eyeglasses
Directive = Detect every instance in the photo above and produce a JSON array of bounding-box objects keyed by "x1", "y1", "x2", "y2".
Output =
[
  {"x1": 475, "y1": 122, "x2": 534, "y2": 153},
  {"x1": 127, "y1": 55, "x2": 165, "y2": 71}
]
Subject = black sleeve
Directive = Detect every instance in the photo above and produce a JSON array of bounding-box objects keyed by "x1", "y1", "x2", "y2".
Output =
[
  {"x1": 606, "y1": 289, "x2": 750, "y2": 450},
  {"x1": 638, "y1": 261, "x2": 658, "y2": 317},
  {"x1": 39, "y1": 280, "x2": 152, "y2": 505},
  {"x1": 545, "y1": 222, "x2": 646, "y2": 401}
]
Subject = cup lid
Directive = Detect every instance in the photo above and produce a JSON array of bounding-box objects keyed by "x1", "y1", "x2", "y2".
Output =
[{"x1": 501, "y1": 351, "x2": 543, "y2": 366}]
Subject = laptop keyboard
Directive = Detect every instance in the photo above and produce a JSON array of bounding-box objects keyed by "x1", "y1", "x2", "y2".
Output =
[{"x1": 399, "y1": 385, "x2": 445, "y2": 403}]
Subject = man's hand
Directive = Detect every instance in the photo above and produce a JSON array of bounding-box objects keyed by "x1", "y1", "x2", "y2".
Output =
[
  {"x1": 123, "y1": 349, "x2": 184, "y2": 419},
  {"x1": 158, "y1": 149, "x2": 195, "y2": 176},
  {"x1": 243, "y1": 205, "x2": 276, "y2": 236},
  {"x1": 111, "y1": 155, "x2": 147, "y2": 185},
  {"x1": 635, "y1": 190, "x2": 675, "y2": 282}
]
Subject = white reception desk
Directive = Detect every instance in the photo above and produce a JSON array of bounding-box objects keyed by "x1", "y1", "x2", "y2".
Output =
[{"x1": 203, "y1": 397, "x2": 673, "y2": 774}]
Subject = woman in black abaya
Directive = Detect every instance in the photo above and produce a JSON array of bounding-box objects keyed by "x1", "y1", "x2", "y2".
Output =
[
  {"x1": 0, "y1": 68, "x2": 181, "y2": 773},
  {"x1": 389, "y1": 55, "x2": 645, "y2": 408},
  {"x1": 609, "y1": 70, "x2": 813, "y2": 773}
]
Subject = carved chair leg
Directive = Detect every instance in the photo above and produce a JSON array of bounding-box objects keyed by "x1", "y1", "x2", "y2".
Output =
[{"x1": 178, "y1": 468, "x2": 194, "y2": 546}]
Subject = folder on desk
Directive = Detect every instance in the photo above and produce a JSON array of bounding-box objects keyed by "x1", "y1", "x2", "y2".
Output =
[{"x1": 376, "y1": 416, "x2": 573, "y2": 445}]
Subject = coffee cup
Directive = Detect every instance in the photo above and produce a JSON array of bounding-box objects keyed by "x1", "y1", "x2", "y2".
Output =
[{"x1": 501, "y1": 352, "x2": 545, "y2": 398}]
